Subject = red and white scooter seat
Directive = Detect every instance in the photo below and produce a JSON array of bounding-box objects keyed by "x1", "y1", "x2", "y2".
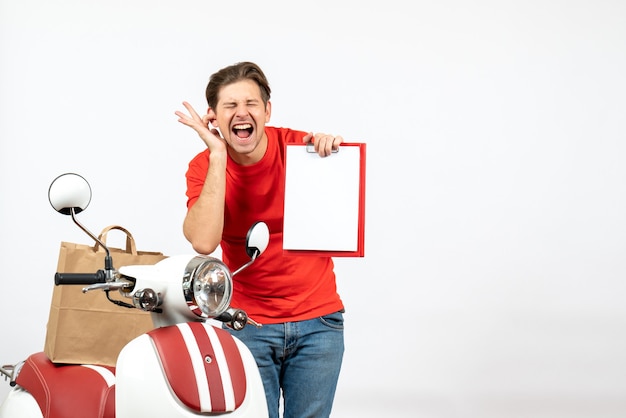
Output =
[{"x1": 15, "y1": 352, "x2": 115, "y2": 418}]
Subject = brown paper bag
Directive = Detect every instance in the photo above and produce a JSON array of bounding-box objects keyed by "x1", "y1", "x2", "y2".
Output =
[{"x1": 44, "y1": 225, "x2": 167, "y2": 366}]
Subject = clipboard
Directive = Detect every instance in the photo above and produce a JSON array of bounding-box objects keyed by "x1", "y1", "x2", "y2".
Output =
[{"x1": 283, "y1": 142, "x2": 366, "y2": 257}]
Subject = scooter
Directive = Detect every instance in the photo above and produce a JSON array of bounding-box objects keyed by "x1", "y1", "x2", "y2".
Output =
[{"x1": 0, "y1": 173, "x2": 269, "y2": 418}]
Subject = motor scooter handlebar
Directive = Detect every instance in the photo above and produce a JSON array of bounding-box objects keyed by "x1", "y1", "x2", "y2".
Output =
[{"x1": 54, "y1": 270, "x2": 107, "y2": 285}]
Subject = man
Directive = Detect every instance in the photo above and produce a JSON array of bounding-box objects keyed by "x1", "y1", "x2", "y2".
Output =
[{"x1": 175, "y1": 61, "x2": 345, "y2": 418}]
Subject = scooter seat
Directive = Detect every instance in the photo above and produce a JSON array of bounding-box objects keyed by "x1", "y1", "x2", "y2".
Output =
[{"x1": 15, "y1": 352, "x2": 115, "y2": 418}]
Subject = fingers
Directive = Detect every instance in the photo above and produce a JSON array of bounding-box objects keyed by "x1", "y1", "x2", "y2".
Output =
[
  {"x1": 175, "y1": 101, "x2": 214, "y2": 139},
  {"x1": 174, "y1": 101, "x2": 227, "y2": 153},
  {"x1": 182, "y1": 101, "x2": 201, "y2": 119},
  {"x1": 202, "y1": 114, "x2": 215, "y2": 128},
  {"x1": 175, "y1": 101, "x2": 205, "y2": 126},
  {"x1": 311, "y1": 133, "x2": 342, "y2": 157}
]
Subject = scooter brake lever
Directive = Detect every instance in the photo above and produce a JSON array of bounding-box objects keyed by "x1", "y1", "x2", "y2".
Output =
[
  {"x1": 247, "y1": 317, "x2": 263, "y2": 328},
  {"x1": 82, "y1": 282, "x2": 130, "y2": 294}
]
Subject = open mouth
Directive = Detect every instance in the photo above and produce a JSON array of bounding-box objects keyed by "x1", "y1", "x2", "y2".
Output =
[{"x1": 233, "y1": 123, "x2": 253, "y2": 139}]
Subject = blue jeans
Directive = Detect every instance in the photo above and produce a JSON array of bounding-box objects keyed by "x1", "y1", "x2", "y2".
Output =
[{"x1": 226, "y1": 311, "x2": 345, "y2": 418}]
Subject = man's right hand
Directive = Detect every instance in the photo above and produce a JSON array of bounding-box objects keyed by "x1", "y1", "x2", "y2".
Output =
[{"x1": 175, "y1": 101, "x2": 227, "y2": 154}]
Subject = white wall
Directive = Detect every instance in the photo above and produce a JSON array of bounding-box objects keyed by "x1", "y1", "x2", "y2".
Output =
[{"x1": 2, "y1": 1, "x2": 626, "y2": 417}]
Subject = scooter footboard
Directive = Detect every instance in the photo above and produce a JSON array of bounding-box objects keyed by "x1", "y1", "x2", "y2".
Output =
[{"x1": 115, "y1": 322, "x2": 267, "y2": 417}]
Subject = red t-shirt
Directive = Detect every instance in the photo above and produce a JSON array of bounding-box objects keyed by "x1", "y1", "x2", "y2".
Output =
[{"x1": 185, "y1": 126, "x2": 344, "y2": 324}]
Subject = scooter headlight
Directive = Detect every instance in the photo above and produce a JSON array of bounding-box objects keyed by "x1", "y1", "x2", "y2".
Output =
[{"x1": 182, "y1": 256, "x2": 233, "y2": 318}]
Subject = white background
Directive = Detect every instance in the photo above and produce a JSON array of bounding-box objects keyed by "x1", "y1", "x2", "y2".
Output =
[{"x1": 1, "y1": 1, "x2": 626, "y2": 417}]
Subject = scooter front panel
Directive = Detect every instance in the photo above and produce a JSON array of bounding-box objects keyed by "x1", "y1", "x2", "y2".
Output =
[
  {"x1": 115, "y1": 325, "x2": 268, "y2": 418},
  {"x1": 147, "y1": 322, "x2": 246, "y2": 413}
]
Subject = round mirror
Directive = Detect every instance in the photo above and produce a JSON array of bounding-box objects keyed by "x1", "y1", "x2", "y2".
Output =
[
  {"x1": 246, "y1": 221, "x2": 270, "y2": 259},
  {"x1": 48, "y1": 173, "x2": 92, "y2": 215}
]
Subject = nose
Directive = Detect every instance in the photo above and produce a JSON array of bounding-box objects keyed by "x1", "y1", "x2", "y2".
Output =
[{"x1": 235, "y1": 103, "x2": 249, "y2": 117}]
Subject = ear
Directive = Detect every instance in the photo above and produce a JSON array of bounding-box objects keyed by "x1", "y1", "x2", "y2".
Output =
[
  {"x1": 206, "y1": 107, "x2": 218, "y2": 127},
  {"x1": 265, "y1": 101, "x2": 272, "y2": 123}
]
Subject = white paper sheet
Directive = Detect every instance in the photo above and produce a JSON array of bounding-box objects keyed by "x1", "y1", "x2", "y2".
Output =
[{"x1": 283, "y1": 144, "x2": 362, "y2": 252}]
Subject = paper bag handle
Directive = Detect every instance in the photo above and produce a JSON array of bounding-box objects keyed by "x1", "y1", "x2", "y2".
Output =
[{"x1": 94, "y1": 225, "x2": 138, "y2": 255}]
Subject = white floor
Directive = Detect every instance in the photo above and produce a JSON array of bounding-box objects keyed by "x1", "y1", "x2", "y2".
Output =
[{"x1": 330, "y1": 392, "x2": 626, "y2": 418}]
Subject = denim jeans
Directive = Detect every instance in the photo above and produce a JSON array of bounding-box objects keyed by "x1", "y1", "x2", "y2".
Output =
[{"x1": 226, "y1": 311, "x2": 345, "y2": 418}]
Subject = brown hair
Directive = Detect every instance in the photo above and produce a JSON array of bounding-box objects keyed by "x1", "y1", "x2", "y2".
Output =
[{"x1": 205, "y1": 61, "x2": 271, "y2": 110}]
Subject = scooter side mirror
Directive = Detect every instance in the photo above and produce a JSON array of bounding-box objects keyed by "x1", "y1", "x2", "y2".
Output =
[
  {"x1": 245, "y1": 221, "x2": 270, "y2": 259},
  {"x1": 48, "y1": 173, "x2": 92, "y2": 216},
  {"x1": 48, "y1": 173, "x2": 113, "y2": 268}
]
